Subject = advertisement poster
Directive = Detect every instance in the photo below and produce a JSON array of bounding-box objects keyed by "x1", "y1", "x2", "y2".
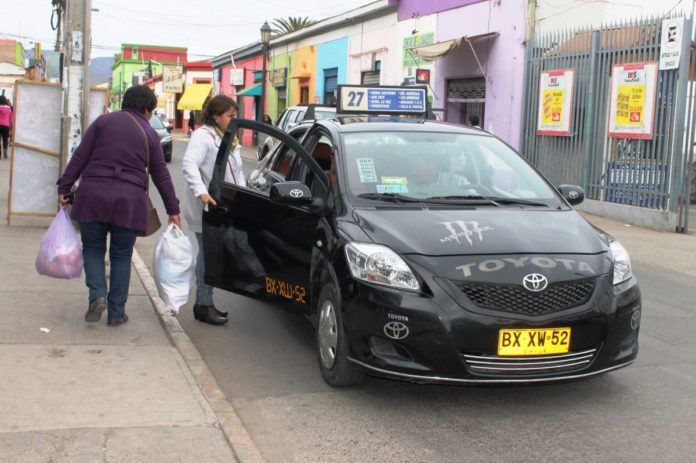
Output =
[
  {"x1": 608, "y1": 62, "x2": 658, "y2": 139},
  {"x1": 163, "y1": 65, "x2": 183, "y2": 93},
  {"x1": 537, "y1": 68, "x2": 575, "y2": 136}
]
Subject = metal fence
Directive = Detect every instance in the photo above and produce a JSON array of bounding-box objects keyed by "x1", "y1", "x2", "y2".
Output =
[{"x1": 521, "y1": 15, "x2": 695, "y2": 233}]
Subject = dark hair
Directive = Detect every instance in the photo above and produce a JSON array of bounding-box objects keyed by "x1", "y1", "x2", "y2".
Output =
[
  {"x1": 0, "y1": 95, "x2": 8, "y2": 106},
  {"x1": 468, "y1": 114, "x2": 480, "y2": 126},
  {"x1": 122, "y1": 85, "x2": 157, "y2": 114},
  {"x1": 263, "y1": 114, "x2": 272, "y2": 124},
  {"x1": 202, "y1": 95, "x2": 238, "y2": 126}
]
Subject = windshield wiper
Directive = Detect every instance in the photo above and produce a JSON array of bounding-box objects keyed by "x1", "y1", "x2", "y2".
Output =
[
  {"x1": 485, "y1": 197, "x2": 548, "y2": 207},
  {"x1": 425, "y1": 195, "x2": 500, "y2": 206},
  {"x1": 357, "y1": 193, "x2": 424, "y2": 203}
]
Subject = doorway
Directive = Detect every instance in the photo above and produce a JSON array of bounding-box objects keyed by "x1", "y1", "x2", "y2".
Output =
[{"x1": 445, "y1": 78, "x2": 486, "y2": 127}]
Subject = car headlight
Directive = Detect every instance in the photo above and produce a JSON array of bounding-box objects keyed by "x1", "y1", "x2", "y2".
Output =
[
  {"x1": 609, "y1": 240, "x2": 632, "y2": 284},
  {"x1": 345, "y1": 242, "x2": 420, "y2": 291},
  {"x1": 161, "y1": 135, "x2": 172, "y2": 144}
]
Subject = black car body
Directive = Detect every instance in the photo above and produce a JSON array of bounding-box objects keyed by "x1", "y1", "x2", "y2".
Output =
[
  {"x1": 149, "y1": 115, "x2": 173, "y2": 162},
  {"x1": 202, "y1": 116, "x2": 641, "y2": 387}
]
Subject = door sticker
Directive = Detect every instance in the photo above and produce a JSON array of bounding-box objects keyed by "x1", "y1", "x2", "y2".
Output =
[
  {"x1": 265, "y1": 276, "x2": 307, "y2": 303},
  {"x1": 356, "y1": 158, "x2": 378, "y2": 183}
]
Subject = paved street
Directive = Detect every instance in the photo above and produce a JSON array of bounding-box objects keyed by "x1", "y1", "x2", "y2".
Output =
[{"x1": 132, "y1": 139, "x2": 696, "y2": 463}]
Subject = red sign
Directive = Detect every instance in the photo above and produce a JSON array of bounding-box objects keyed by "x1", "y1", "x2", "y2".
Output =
[{"x1": 415, "y1": 68, "x2": 430, "y2": 85}]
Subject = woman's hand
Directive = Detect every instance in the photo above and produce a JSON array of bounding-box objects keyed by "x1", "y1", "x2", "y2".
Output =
[
  {"x1": 58, "y1": 194, "x2": 70, "y2": 208},
  {"x1": 198, "y1": 194, "x2": 217, "y2": 207},
  {"x1": 168, "y1": 214, "x2": 182, "y2": 228}
]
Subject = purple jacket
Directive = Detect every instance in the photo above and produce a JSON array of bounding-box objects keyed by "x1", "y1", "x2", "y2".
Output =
[{"x1": 58, "y1": 109, "x2": 180, "y2": 232}]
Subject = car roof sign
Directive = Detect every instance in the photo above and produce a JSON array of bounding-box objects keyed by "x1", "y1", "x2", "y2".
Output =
[{"x1": 336, "y1": 85, "x2": 428, "y2": 117}]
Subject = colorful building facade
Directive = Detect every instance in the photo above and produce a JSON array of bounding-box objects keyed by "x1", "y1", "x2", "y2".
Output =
[{"x1": 111, "y1": 44, "x2": 187, "y2": 110}]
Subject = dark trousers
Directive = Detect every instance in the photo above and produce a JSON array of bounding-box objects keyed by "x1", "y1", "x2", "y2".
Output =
[
  {"x1": 0, "y1": 126, "x2": 9, "y2": 158},
  {"x1": 79, "y1": 222, "x2": 138, "y2": 322}
]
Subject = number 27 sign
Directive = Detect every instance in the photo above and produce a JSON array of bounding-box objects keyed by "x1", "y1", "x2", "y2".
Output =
[{"x1": 337, "y1": 85, "x2": 427, "y2": 115}]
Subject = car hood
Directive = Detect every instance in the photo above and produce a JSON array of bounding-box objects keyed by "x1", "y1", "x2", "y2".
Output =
[{"x1": 351, "y1": 208, "x2": 607, "y2": 256}]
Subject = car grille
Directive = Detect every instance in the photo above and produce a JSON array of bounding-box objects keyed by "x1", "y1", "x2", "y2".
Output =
[
  {"x1": 461, "y1": 348, "x2": 597, "y2": 377},
  {"x1": 455, "y1": 278, "x2": 596, "y2": 316}
]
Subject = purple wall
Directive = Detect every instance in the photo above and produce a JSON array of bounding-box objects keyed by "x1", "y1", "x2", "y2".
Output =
[
  {"x1": 389, "y1": 0, "x2": 486, "y2": 21},
  {"x1": 434, "y1": 0, "x2": 528, "y2": 149}
]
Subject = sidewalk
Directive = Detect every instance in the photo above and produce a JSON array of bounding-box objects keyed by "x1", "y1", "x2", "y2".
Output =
[{"x1": 0, "y1": 166, "x2": 241, "y2": 460}]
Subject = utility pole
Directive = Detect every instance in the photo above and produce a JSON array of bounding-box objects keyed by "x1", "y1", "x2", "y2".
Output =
[{"x1": 59, "y1": 0, "x2": 92, "y2": 173}]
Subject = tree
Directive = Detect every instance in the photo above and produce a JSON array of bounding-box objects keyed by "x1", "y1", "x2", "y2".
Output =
[{"x1": 271, "y1": 17, "x2": 316, "y2": 35}]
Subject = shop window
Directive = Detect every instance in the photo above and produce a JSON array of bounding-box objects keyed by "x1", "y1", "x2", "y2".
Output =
[
  {"x1": 446, "y1": 78, "x2": 486, "y2": 127},
  {"x1": 361, "y1": 60, "x2": 381, "y2": 85}
]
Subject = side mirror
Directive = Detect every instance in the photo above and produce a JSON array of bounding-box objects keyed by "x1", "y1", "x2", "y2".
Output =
[
  {"x1": 166, "y1": 125, "x2": 173, "y2": 133},
  {"x1": 558, "y1": 184, "x2": 585, "y2": 206},
  {"x1": 270, "y1": 181, "x2": 313, "y2": 206}
]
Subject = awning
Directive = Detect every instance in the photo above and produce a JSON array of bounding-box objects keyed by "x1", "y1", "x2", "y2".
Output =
[
  {"x1": 156, "y1": 92, "x2": 173, "y2": 109},
  {"x1": 236, "y1": 83, "x2": 262, "y2": 97},
  {"x1": 177, "y1": 83, "x2": 212, "y2": 110},
  {"x1": 410, "y1": 32, "x2": 498, "y2": 60},
  {"x1": 290, "y1": 73, "x2": 311, "y2": 80}
]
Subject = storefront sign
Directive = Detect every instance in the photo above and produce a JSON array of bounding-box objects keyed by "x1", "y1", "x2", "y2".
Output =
[
  {"x1": 608, "y1": 62, "x2": 658, "y2": 139},
  {"x1": 659, "y1": 17, "x2": 685, "y2": 70},
  {"x1": 403, "y1": 33, "x2": 434, "y2": 67},
  {"x1": 163, "y1": 65, "x2": 183, "y2": 93},
  {"x1": 230, "y1": 68, "x2": 245, "y2": 86},
  {"x1": 337, "y1": 85, "x2": 427, "y2": 114},
  {"x1": 271, "y1": 68, "x2": 287, "y2": 88},
  {"x1": 536, "y1": 68, "x2": 574, "y2": 136}
]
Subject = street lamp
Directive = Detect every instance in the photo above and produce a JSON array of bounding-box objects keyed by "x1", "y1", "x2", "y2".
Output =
[{"x1": 259, "y1": 21, "x2": 271, "y2": 126}]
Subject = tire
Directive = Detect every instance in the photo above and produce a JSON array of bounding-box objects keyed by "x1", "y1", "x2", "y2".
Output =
[{"x1": 316, "y1": 284, "x2": 365, "y2": 387}]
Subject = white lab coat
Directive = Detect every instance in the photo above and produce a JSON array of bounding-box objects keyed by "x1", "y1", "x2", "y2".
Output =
[{"x1": 182, "y1": 125, "x2": 246, "y2": 233}]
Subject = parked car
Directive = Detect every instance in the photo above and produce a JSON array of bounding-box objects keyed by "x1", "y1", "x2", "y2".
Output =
[
  {"x1": 149, "y1": 115, "x2": 173, "y2": 162},
  {"x1": 257, "y1": 104, "x2": 336, "y2": 160},
  {"x1": 202, "y1": 115, "x2": 642, "y2": 387}
]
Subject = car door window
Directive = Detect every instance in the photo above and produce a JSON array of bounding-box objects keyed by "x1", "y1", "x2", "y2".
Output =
[
  {"x1": 282, "y1": 110, "x2": 297, "y2": 130},
  {"x1": 247, "y1": 128, "x2": 306, "y2": 194},
  {"x1": 293, "y1": 132, "x2": 334, "y2": 199}
]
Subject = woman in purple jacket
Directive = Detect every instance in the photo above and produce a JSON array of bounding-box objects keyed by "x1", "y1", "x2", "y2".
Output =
[{"x1": 58, "y1": 85, "x2": 181, "y2": 326}]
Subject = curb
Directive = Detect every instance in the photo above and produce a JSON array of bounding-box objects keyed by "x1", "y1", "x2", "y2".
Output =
[{"x1": 131, "y1": 249, "x2": 265, "y2": 463}]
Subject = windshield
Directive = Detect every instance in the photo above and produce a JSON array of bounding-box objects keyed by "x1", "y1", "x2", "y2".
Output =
[
  {"x1": 342, "y1": 132, "x2": 560, "y2": 204},
  {"x1": 149, "y1": 115, "x2": 165, "y2": 130},
  {"x1": 315, "y1": 110, "x2": 336, "y2": 120}
]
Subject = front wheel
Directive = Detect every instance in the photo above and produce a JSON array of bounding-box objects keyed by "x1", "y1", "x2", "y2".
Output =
[{"x1": 316, "y1": 285, "x2": 365, "y2": 387}]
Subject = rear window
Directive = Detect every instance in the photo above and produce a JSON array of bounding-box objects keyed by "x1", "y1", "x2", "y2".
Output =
[{"x1": 315, "y1": 110, "x2": 336, "y2": 120}]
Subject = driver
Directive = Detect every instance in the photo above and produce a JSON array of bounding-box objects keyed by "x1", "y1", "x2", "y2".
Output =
[{"x1": 409, "y1": 155, "x2": 470, "y2": 197}]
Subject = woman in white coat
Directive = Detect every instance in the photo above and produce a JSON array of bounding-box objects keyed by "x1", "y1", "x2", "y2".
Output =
[{"x1": 182, "y1": 95, "x2": 245, "y2": 325}]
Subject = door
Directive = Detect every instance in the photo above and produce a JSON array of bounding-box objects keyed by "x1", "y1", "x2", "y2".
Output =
[{"x1": 203, "y1": 119, "x2": 330, "y2": 313}]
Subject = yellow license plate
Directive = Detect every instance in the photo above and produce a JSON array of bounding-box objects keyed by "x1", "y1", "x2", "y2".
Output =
[{"x1": 497, "y1": 328, "x2": 571, "y2": 356}]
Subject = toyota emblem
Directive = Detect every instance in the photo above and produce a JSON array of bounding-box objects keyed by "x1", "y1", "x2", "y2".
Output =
[
  {"x1": 289, "y1": 188, "x2": 304, "y2": 198},
  {"x1": 383, "y1": 321, "x2": 409, "y2": 340},
  {"x1": 568, "y1": 190, "x2": 579, "y2": 199},
  {"x1": 522, "y1": 273, "x2": 548, "y2": 292}
]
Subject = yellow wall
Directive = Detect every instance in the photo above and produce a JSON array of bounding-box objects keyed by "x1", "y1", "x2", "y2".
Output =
[{"x1": 290, "y1": 45, "x2": 316, "y2": 105}]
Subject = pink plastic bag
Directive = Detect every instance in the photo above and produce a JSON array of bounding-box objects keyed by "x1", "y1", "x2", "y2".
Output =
[{"x1": 36, "y1": 208, "x2": 84, "y2": 279}]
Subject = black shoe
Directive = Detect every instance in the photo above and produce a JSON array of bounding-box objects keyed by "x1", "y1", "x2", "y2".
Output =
[
  {"x1": 107, "y1": 314, "x2": 128, "y2": 327},
  {"x1": 85, "y1": 298, "x2": 107, "y2": 322},
  {"x1": 193, "y1": 304, "x2": 228, "y2": 325},
  {"x1": 211, "y1": 305, "x2": 228, "y2": 317}
]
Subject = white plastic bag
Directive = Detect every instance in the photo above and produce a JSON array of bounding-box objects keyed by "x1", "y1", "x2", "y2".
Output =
[
  {"x1": 36, "y1": 208, "x2": 83, "y2": 279},
  {"x1": 153, "y1": 224, "x2": 194, "y2": 314}
]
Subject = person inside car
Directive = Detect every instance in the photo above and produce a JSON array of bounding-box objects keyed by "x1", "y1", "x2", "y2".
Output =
[{"x1": 409, "y1": 154, "x2": 470, "y2": 197}]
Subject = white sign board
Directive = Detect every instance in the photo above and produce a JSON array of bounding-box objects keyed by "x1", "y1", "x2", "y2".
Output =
[
  {"x1": 536, "y1": 68, "x2": 575, "y2": 136},
  {"x1": 88, "y1": 88, "x2": 108, "y2": 127},
  {"x1": 608, "y1": 62, "x2": 658, "y2": 139},
  {"x1": 659, "y1": 17, "x2": 685, "y2": 70},
  {"x1": 9, "y1": 81, "x2": 63, "y2": 222},
  {"x1": 230, "y1": 68, "x2": 245, "y2": 86},
  {"x1": 163, "y1": 65, "x2": 183, "y2": 93}
]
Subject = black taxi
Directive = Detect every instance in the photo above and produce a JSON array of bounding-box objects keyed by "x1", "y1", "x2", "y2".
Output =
[{"x1": 202, "y1": 85, "x2": 641, "y2": 387}]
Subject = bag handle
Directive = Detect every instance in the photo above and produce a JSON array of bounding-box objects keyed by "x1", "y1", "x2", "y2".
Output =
[{"x1": 124, "y1": 111, "x2": 152, "y2": 193}]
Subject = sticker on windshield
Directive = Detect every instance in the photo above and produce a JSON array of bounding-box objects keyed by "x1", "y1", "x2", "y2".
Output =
[
  {"x1": 356, "y1": 158, "x2": 378, "y2": 183},
  {"x1": 380, "y1": 176, "x2": 408, "y2": 185},
  {"x1": 377, "y1": 184, "x2": 408, "y2": 194}
]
